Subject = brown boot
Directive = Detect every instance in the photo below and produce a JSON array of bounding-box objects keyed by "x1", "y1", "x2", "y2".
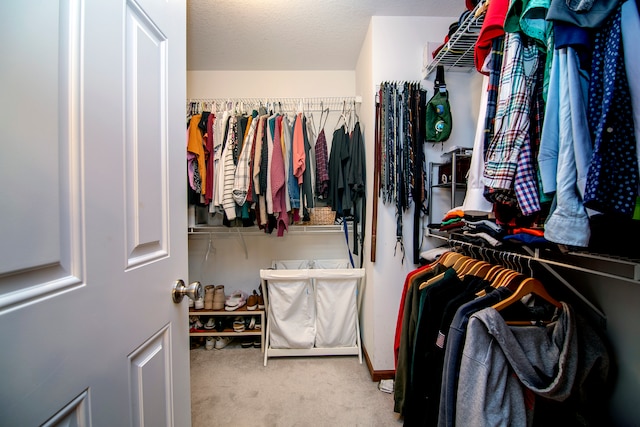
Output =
[
  {"x1": 213, "y1": 285, "x2": 225, "y2": 310},
  {"x1": 204, "y1": 285, "x2": 215, "y2": 310}
]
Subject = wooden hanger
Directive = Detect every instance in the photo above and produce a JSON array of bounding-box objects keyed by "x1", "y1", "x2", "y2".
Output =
[
  {"x1": 456, "y1": 258, "x2": 481, "y2": 279},
  {"x1": 452, "y1": 255, "x2": 471, "y2": 271},
  {"x1": 419, "y1": 252, "x2": 465, "y2": 289},
  {"x1": 492, "y1": 269, "x2": 521, "y2": 288},
  {"x1": 440, "y1": 251, "x2": 463, "y2": 268},
  {"x1": 466, "y1": 260, "x2": 491, "y2": 277},
  {"x1": 492, "y1": 277, "x2": 561, "y2": 312},
  {"x1": 489, "y1": 267, "x2": 512, "y2": 287},
  {"x1": 483, "y1": 264, "x2": 503, "y2": 281}
]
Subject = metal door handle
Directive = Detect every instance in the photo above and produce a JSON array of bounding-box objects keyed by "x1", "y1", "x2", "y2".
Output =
[{"x1": 172, "y1": 280, "x2": 202, "y2": 303}]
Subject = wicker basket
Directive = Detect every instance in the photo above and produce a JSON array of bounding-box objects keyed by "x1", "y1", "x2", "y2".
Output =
[{"x1": 306, "y1": 207, "x2": 336, "y2": 225}]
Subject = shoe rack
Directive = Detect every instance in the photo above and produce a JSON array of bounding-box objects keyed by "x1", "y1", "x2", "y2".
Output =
[{"x1": 189, "y1": 306, "x2": 265, "y2": 352}]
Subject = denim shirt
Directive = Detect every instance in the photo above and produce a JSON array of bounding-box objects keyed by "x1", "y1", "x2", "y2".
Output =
[{"x1": 540, "y1": 47, "x2": 592, "y2": 247}]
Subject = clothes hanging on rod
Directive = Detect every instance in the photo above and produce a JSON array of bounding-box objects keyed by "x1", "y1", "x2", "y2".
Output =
[
  {"x1": 393, "y1": 248, "x2": 612, "y2": 426},
  {"x1": 452, "y1": 1, "x2": 640, "y2": 259},
  {"x1": 186, "y1": 96, "x2": 365, "y2": 248}
]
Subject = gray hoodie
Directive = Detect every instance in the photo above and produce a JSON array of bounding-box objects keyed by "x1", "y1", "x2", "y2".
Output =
[{"x1": 455, "y1": 302, "x2": 610, "y2": 426}]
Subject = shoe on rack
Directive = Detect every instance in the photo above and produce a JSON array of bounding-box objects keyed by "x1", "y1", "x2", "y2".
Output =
[
  {"x1": 204, "y1": 285, "x2": 215, "y2": 310},
  {"x1": 225, "y1": 290, "x2": 247, "y2": 311},
  {"x1": 254, "y1": 317, "x2": 261, "y2": 330},
  {"x1": 189, "y1": 316, "x2": 204, "y2": 331},
  {"x1": 214, "y1": 336, "x2": 232, "y2": 349},
  {"x1": 205, "y1": 336, "x2": 215, "y2": 350},
  {"x1": 213, "y1": 285, "x2": 225, "y2": 310},
  {"x1": 193, "y1": 316, "x2": 204, "y2": 329},
  {"x1": 203, "y1": 317, "x2": 215, "y2": 330},
  {"x1": 257, "y1": 286, "x2": 265, "y2": 309},
  {"x1": 248, "y1": 316, "x2": 256, "y2": 330},
  {"x1": 246, "y1": 291, "x2": 258, "y2": 311},
  {"x1": 194, "y1": 297, "x2": 205, "y2": 310},
  {"x1": 241, "y1": 338, "x2": 253, "y2": 348},
  {"x1": 253, "y1": 339, "x2": 261, "y2": 348},
  {"x1": 233, "y1": 317, "x2": 245, "y2": 332}
]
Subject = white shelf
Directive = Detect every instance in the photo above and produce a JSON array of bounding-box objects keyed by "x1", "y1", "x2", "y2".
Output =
[
  {"x1": 188, "y1": 224, "x2": 351, "y2": 235},
  {"x1": 423, "y1": 1, "x2": 487, "y2": 78}
]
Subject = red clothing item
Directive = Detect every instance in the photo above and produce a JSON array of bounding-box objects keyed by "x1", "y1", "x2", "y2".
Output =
[
  {"x1": 511, "y1": 227, "x2": 545, "y2": 237},
  {"x1": 292, "y1": 113, "x2": 306, "y2": 185},
  {"x1": 394, "y1": 262, "x2": 438, "y2": 368},
  {"x1": 474, "y1": 0, "x2": 509, "y2": 74},
  {"x1": 271, "y1": 116, "x2": 288, "y2": 237}
]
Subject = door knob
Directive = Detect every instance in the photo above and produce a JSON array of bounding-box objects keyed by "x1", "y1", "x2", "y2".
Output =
[{"x1": 172, "y1": 280, "x2": 202, "y2": 303}]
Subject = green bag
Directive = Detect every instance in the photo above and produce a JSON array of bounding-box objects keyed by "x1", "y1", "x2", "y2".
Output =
[{"x1": 426, "y1": 66, "x2": 452, "y2": 142}]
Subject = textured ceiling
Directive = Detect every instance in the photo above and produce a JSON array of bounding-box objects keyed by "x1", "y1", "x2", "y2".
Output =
[{"x1": 187, "y1": 0, "x2": 464, "y2": 71}]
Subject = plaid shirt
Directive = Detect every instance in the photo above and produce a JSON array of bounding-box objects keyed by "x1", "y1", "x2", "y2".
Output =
[
  {"x1": 483, "y1": 32, "x2": 540, "y2": 192},
  {"x1": 483, "y1": 36, "x2": 504, "y2": 158}
]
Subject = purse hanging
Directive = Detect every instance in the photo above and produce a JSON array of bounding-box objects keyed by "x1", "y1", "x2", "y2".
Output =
[{"x1": 425, "y1": 65, "x2": 453, "y2": 143}]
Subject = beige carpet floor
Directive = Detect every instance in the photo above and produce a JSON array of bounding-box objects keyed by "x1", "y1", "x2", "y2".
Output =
[{"x1": 190, "y1": 340, "x2": 403, "y2": 426}]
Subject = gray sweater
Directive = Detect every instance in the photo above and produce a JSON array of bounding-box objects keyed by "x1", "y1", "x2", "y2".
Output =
[{"x1": 455, "y1": 302, "x2": 610, "y2": 426}]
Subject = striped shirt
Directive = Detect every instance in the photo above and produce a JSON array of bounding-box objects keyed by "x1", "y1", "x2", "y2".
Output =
[
  {"x1": 221, "y1": 116, "x2": 238, "y2": 220},
  {"x1": 232, "y1": 115, "x2": 257, "y2": 206}
]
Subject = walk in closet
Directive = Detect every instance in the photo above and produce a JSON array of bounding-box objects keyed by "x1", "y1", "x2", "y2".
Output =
[
  {"x1": 185, "y1": 1, "x2": 640, "y2": 425},
  {"x1": 186, "y1": 94, "x2": 367, "y2": 357}
]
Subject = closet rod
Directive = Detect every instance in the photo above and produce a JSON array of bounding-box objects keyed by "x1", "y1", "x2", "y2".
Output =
[
  {"x1": 187, "y1": 96, "x2": 362, "y2": 113},
  {"x1": 448, "y1": 239, "x2": 607, "y2": 329}
]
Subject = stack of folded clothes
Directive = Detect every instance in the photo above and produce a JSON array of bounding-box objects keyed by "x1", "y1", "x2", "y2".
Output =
[
  {"x1": 434, "y1": 208, "x2": 556, "y2": 250},
  {"x1": 438, "y1": 209, "x2": 466, "y2": 232},
  {"x1": 502, "y1": 227, "x2": 552, "y2": 248},
  {"x1": 459, "y1": 218, "x2": 506, "y2": 247}
]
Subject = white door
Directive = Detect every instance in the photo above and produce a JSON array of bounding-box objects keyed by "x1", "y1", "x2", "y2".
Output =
[{"x1": 0, "y1": 0, "x2": 190, "y2": 425}]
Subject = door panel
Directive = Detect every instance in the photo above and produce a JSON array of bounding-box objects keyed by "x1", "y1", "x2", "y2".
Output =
[
  {"x1": 0, "y1": 0, "x2": 189, "y2": 425},
  {"x1": 42, "y1": 390, "x2": 91, "y2": 427},
  {"x1": 129, "y1": 325, "x2": 173, "y2": 427},
  {"x1": 125, "y1": 0, "x2": 169, "y2": 268},
  {"x1": 0, "y1": 0, "x2": 83, "y2": 306}
]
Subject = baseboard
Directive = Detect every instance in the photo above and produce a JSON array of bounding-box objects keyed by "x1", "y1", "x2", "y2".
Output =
[{"x1": 362, "y1": 345, "x2": 396, "y2": 382}]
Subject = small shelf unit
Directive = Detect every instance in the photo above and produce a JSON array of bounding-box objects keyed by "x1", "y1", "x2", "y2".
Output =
[{"x1": 189, "y1": 307, "x2": 266, "y2": 352}]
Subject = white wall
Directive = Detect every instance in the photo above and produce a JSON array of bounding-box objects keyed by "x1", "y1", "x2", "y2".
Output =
[
  {"x1": 355, "y1": 20, "x2": 376, "y2": 367},
  {"x1": 358, "y1": 15, "x2": 483, "y2": 372},
  {"x1": 187, "y1": 70, "x2": 355, "y2": 99}
]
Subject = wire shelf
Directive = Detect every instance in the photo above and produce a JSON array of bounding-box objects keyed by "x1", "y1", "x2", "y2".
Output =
[{"x1": 423, "y1": 1, "x2": 487, "y2": 77}]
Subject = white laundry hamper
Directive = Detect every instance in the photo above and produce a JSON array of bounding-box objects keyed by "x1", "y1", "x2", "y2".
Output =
[{"x1": 260, "y1": 262, "x2": 364, "y2": 366}]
